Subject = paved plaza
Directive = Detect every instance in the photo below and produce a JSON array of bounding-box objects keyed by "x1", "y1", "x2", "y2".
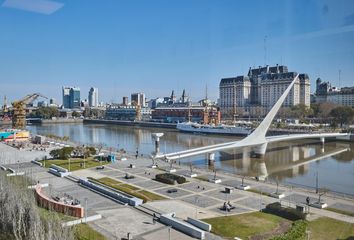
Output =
[{"x1": 1, "y1": 142, "x2": 354, "y2": 239}]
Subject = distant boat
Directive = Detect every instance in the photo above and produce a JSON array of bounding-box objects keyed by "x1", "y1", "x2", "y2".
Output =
[{"x1": 176, "y1": 121, "x2": 253, "y2": 136}]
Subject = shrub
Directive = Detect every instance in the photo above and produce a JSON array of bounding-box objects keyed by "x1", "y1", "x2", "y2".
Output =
[
  {"x1": 50, "y1": 147, "x2": 74, "y2": 160},
  {"x1": 155, "y1": 173, "x2": 186, "y2": 185},
  {"x1": 86, "y1": 146, "x2": 96, "y2": 156},
  {"x1": 263, "y1": 202, "x2": 307, "y2": 221},
  {"x1": 271, "y1": 220, "x2": 308, "y2": 240}
]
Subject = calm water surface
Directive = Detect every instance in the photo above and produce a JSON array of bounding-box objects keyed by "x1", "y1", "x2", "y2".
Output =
[{"x1": 27, "y1": 123, "x2": 354, "y2": 196}]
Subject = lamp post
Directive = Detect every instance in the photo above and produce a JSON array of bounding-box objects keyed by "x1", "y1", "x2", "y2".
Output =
[
  {"x1": 84, "y1": 197, "x2": 88, "y2": 222},
  {"x1": 168, "y1": 226, "x2": 171, "y2": 240},
  {"x1": 315, "y1": 171, "x2": 318, "y2": 194}
]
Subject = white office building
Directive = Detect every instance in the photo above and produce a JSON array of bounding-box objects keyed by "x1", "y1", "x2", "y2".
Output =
[{"x1": 88, "y1": 87, "x2": 99, "y2": 107}]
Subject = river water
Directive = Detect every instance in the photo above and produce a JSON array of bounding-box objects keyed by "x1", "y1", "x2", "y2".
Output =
[{"x1": 27, "y1": 123, "x2": 354, "y2": 196}]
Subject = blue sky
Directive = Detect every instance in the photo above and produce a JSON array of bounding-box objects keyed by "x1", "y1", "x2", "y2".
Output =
[{"x1": 1, "y1": 0, "x2": 354, "y2": 104}]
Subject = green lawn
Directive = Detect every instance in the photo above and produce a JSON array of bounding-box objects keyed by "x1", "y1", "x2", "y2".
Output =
[
  {"x1": 247, "y1": 188, "x2": 272, "y2": 197},
  {"x1": 326, "y1": 207, "x2": 354, "y2": 217},
  {"x1": 40, "y1": 157, "x2": 108, "y2": 171},
  {"x1": 90, "y1": 177, "x2": 167, "y2": 202},
  {"x1": 203, "y1": 211, "x2": 288, "y2": 239},
  {"x1": 137, "y1": 190, "x2": 167, "y2": 201},
  {"x1": 37, "y1": 206, "x2": 77, "y2": 222},
  {"x1": 38, "y1": 207, "x2": 106, "y2": 240},
  {"x1": 194, "y1": 176, "x2": 209, "y2": 182},
  {"x1": 74, "y1": 223, "x2": 107, "y2": 240},
  {"x1": 307, "y1": 217, "x2": 354, "y2": 240}
]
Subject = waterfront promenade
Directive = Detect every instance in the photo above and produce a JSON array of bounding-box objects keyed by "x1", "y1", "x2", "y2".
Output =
[{"x1": 1, "y1": 141, "x2": 354, "y2": 239}]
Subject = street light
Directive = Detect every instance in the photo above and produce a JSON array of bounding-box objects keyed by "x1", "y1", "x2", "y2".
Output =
[
  {"x1": 168, "y1": 226, "x2": 171, "y2": 240},
  {"x1": 84, "y1": 198, "x2": 88, "y2": 222}
]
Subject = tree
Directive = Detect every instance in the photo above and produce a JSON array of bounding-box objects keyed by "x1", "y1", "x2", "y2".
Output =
[
  {"x1": 59, "y1": 147, "x2": 74, "y2": 159},
  {"x1": 86, "y1": 146, "x2": 97, "y2": 156},
  {"x1": 49, "y1": 147, "x2": 74, "y2": 160},
  {"x1": 317, "y1": 188, "x2": 329, "y2": 203},
  {"x1": 278, "y1": 107, "x2": 292, "y2": 119},
  {"x1": 290, "y1": 104, "x2": 313, "y2": 120},
  {"x1": 72, "y1": 111, "x2": 81, "y2": 118},
  {"x1": 29, "y1": 107, "x2": 59, "y2": 119},
  {"x1": 0, "y1": 172, "x2": 74, "y2": 240},
  {"x1": 329, "y1": 106, "x2": 354, "y2": 127},
  {"x1": 317, "y1": 102, "x2": 339, "y2": 121},
  {"x1": 90, "y1": 109, "x2": 105, "y2": 119},
  {"x1": 83, "y1": 107, "x2": 91, "y2": 118},
  {"x1": 49, "y1": 149, "x2": 60, "y2": 159}
]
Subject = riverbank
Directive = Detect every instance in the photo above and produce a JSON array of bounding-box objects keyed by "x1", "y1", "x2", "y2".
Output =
[
  {"x1": 28, "y1": 118, "x2": 347, "y2": 136},
  {"x1": 83, "y1": 119, "x2": 176, "y2": 129},
  {"x1": 27, "y1": 118, "x2": 83, "y2": 124}
]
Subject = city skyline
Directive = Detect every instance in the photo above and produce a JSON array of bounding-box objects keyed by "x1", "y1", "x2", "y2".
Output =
[{"x1": 1, "y1": 0, "x2": 354, "y2": 103}]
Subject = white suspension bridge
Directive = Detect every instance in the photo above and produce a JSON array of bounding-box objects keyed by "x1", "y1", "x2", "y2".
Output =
[{"x1": 152, "y1": 74, "x2": 352, "y2": 163}]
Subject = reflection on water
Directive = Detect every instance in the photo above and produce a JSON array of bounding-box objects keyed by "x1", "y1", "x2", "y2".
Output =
[
  {"x1": 219, "y1": 140, "x2": 354, "y2": 195},
  {"x1": 27, "y1": 124, "x2": 354, "y2": 195}
]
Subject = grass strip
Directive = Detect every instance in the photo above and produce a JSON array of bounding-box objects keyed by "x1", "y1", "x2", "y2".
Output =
[
  {"x1": 74, "y1": 223, "x2": 107, "y2": 240},
  {"x1": 40, "y1": 157, "x2": 108, "y2": 171},
  {"x1": 195, "y1": 176, "x2": 209, "y2": 182},
  {"x1": 307, "y1": 217, "x2": 354, "y2": 240},
  {"x1": 247, "y1": 188, "x2": 272, "y2": 197},
  {"x1": 203, "y1": 211, "x2": 286, "y2": 239},
  {"x1": 89, "y1": 177, "x2": 166, "y2": 202},
  {"x1": 325, "y1": 207, "x2": 354, "y2": 217}
]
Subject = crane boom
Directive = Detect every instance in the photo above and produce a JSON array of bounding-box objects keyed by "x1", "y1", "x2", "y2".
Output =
[{"x1": 12, "y1": 93, "x2": 47, "y2": 129}]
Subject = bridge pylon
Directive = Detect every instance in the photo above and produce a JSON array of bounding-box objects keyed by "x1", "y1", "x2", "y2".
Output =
[
  {"x1": 207, "y1": 152, "x2": 215, "y2": 165},
  {"x1": 252, "y1": 142, "x2": 268, "y2": 158}
]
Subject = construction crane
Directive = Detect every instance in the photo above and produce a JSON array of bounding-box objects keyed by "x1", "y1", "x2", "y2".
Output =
[
  {"x1": 3, "y1": 95, "x2": 8, "y2": 114},
  {"x1": 12, "y1": 93, "x2": 47, "y2": 129},
  {"x1": 131, "y1": 100, "x2": 142, "y2": 121}
]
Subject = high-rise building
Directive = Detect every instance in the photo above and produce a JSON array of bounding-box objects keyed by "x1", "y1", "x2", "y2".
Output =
[
  {"x1": 219, "y1": 65, "x2": 310, "y2": 118},
  {"x1": 122, "y1": 96, "x2": 129, "y2": 105},
  {"x1": 131, "y1": 93, "x2": 146, "y2": 107},
  {"x1": 69, "y1": 87, "x2": 80, "y2": 109},
  {"x1": 88, "y1": 87, "x2": 99, "y2": 107},
  {"x1": 62, "y1": 86, "x2": 71, "y2": 108}
]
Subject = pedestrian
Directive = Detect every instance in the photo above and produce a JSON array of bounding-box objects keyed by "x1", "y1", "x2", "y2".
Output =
[{"x1": 306, "y1": 196, "x2": 310, "y2": 205}]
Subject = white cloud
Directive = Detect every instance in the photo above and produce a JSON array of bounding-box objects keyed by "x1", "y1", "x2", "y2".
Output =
[
  {"x1": 292, "y1": 24, "x2": 354, "y2": 41},
  {"x1": 2, "y1": 0, "x2": 64, "y2": 15}
]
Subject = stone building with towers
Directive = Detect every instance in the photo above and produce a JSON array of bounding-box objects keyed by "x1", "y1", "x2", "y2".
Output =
[{"x1": 219, "y1": 65, "x2": 310, "y2": 118}]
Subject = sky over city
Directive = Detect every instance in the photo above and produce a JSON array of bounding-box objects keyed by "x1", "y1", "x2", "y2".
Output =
[{"x1": 1, "y1": 0, "x2": 354, "y2": 104}]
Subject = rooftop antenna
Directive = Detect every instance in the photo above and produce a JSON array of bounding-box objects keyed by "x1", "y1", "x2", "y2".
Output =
[
  {"x1": 264, "y1": 35, "x2": 267, "y2": 66},
  {"x1": 205, "y1": 83, "x2": 208, "y2": 100},
  {"x1": 338, "y1": 69, "x2": 341, "y2": 89}
]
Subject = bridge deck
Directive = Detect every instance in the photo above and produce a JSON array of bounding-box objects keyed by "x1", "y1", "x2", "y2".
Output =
[
  {"x1": 159, "y1": 133, "x2": 349, "y2": 161},
  {"x1": 155, "y1": 75, "x2": 350, "y2": 162}
]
